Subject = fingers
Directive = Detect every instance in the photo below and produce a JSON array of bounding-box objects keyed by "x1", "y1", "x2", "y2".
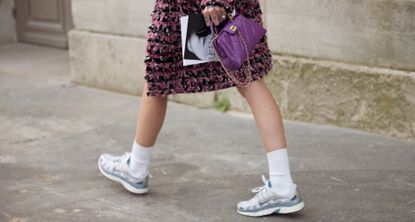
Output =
[
  {"x1": 202, "y1": 8, "x2": 211, "y2": 26},
  {"x1": 211, "y1": 7, "x2": 225, "y2": 26},
  {"x1": 202, "y1": 6, "x2": 226, "y2": 26}
]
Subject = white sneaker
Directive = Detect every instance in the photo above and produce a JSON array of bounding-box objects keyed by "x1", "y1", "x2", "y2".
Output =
[
  {"x1": 98, "y1": 152, "x2": 149, "y2": 194},
  {"x1": 237, "y1": 175, "x2": 305, "y2": 217}
]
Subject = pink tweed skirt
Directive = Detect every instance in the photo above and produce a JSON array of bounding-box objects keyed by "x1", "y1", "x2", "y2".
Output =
[{"x1": 144, "y1": 0, "x2": 273, "y2": 97}]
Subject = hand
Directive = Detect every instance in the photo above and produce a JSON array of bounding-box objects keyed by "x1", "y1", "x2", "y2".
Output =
[{"x1": 202, "y1": 5, "x2": 226, "y2": 26}]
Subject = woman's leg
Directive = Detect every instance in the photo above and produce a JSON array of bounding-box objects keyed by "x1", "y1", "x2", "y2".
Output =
[
  {"x1": 236, "y1": 78, "x2": 304, "y2": 216},
  {"x1": 236, "y1": 78, "x2": 296, "y2": 198},
  {"x1": 135, "y1": 81, "x2": 168, "y2": 146},
  {"x1": 236, "y1": 78, "x2": 286, "y2": 152},
  {"x1": 97, "y1": 81, "x2": 168, "y2": 193},
  {"x1": 127, "y1": 81, "x2": 168, "y2": 180}
]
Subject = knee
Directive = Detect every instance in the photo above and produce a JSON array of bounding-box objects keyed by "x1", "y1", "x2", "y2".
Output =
[{"x1": 236, "y1": 78, "x2": 264, "y2": 99}]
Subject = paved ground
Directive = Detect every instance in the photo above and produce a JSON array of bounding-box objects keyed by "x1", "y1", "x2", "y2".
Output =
[{"x1": 0, "y1": 43, "x2": 414, "y2": 222}]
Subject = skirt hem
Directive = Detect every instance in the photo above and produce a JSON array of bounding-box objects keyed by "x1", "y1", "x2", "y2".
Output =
[{"x1": 145, "y1": 66, "x2": 272, "y2": 97}]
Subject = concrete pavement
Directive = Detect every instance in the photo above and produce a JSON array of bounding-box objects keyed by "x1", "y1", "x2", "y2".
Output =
[{"x1": 0, "y1": 43, "x2": 414, "y2": 222}]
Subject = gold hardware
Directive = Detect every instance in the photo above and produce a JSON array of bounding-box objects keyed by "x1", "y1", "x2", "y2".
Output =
[
  {"x1": 211, "y1": 30, "x2": 253, "y2": 88},
  {"x1": 229, "y1": 25, "x2": 237, "y2": 31}
]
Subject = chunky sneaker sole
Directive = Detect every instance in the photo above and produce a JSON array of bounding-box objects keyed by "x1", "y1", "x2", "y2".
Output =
[
  {"x1": 98, "y1": 155, "x2": 149, "y2": 194},
  {"x1": 237, "y1": 193, "x2": 305, "y2": 217}
]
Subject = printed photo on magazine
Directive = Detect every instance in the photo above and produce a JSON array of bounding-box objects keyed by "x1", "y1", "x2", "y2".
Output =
[{"x1": 180, "y1": 13, "x2": 219, "y2": 66}]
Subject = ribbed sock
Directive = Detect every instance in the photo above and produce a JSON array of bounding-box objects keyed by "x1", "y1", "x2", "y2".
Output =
[
  {"x1": 266, "y1": 148, "x2": 296, "y2": 198},
  {"x1": 128, "y1": 140, "x2": 153, "y2": 181}
]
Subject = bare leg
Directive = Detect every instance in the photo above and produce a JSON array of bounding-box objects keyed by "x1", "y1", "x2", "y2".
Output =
[
  {"x1": 236, "y1": 78, "x2": 305, "y2": 216},
  {"x1": 97, "y1": 81, "x2": 168, "y2": 194},
  {"x1": 135, "y1": 81, "x2": 168, "y2": 147},
  {"x1": 237, "y1": 78, "x2": 287, "y2": 152}
]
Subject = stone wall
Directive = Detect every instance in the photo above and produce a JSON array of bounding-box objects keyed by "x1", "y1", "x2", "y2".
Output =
[
  {"x1": 264, "y1": 0, "x2": 415, "y2": 71},
  {"x1": 218, "y1": 56, "x2": 415, "y2": 140},
  {"x1": 0, "y1": 0, "x2": 17, "y2": 44},
  {"x1": 69, "y1": 0, "x2": 415, "y2": 141},
  {"x1": 69, "y1": 0, "x2": 153, "y2": 95}
]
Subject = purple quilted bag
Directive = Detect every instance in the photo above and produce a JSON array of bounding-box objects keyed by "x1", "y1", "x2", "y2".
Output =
[{"x1": 211, "y1": 14, "x2": 267, "y2": 87}]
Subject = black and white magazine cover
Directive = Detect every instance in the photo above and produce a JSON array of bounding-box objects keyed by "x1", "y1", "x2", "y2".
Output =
[{"x1": 180, "y1": 13, "x2": 219, "y2": 66}]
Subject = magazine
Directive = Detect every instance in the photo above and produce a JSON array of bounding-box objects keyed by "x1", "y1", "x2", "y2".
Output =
[{"x1": 180, "y1": 13, "x2": 219, "y2": 66}]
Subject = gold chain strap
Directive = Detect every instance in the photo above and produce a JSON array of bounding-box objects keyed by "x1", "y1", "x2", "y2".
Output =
[{"x1": 211, "y1": 20, "x2": 254, "y2": 88}]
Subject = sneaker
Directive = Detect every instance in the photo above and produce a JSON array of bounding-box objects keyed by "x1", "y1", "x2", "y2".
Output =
[
  {"x1": 237, "y1": 175, "x2": 305, "y2": 217},
  {"x1": 98, "y1": 152, "x2": 149, "y2": 194}
]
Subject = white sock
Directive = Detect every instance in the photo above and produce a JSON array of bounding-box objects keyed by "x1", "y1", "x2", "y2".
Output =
[
  {"x1": 128, "y1": 140, "x2": 153, "y2": 181},
  {"x1": 266, "y1": 148, "x2": 296, "y2": 198}
]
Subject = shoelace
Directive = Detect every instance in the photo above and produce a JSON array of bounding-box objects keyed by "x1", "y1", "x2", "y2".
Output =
[
  {"x1": 251, "y1": 175, "x2": 270, "y2": 193},
  {"x1": 120, "y1": 152, "x2": 130, "y2": 162},
  {"x1": 248, "y1": 175, "x2": 274, "y2": 204},
  {"x1": 106, "y1": 152, "x2": 130, "y2": 170},
  {"x1": 251, "y1": 175, "x2": 296, "y2": 203}
]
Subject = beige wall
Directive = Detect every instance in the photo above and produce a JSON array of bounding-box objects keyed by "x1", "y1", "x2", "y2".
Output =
[
  {"x1": 0, "y1": 0, "x2": 17, "y2": 44},
  {"x1": 264, "y1": 0, "x2": 415, "y2": 71},
  {"x1": 71, "y1": 0, "x2": 152, "y2": 38},
  {"x1": 69, "y1": 0, "x2": 154, "y2": 97}
]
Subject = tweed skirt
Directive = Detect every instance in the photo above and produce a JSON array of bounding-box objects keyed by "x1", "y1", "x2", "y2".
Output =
[{"x1": 144, "y1": 0, "x2": 273, "y2": 97}]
